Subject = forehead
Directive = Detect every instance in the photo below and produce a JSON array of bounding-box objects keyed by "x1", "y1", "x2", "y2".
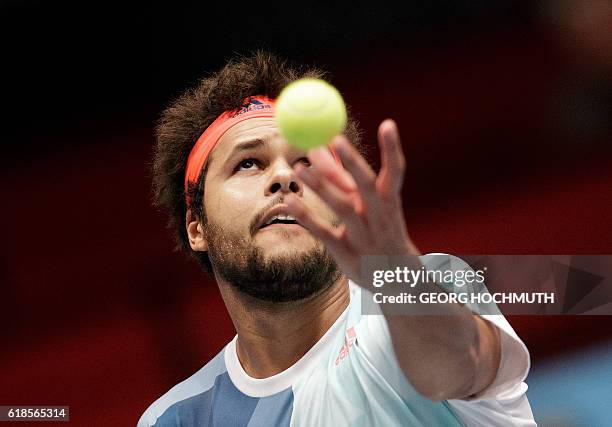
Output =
[{"x1": 212, "y1": 117, "x2": 281, "y2": 159}]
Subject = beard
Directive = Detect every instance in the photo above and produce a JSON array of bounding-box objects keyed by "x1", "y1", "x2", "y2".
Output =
[{"x1": 203, "y1": 220, "x2": 341, "y2": 303}]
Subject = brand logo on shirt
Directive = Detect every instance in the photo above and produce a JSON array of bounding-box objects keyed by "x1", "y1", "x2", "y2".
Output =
[{"x1": 335, "y1": 327, "x2": 357, "y2": 366}]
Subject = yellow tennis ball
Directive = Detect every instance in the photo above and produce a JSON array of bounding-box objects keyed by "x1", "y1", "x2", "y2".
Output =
[{"x1": 276, "y1": 78, "x2": 347, "y2": 150}]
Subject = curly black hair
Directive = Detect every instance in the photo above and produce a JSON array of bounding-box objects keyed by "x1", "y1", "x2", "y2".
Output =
[{"x1": 152, "y1": 51, "x2": 364, "y2": 272}]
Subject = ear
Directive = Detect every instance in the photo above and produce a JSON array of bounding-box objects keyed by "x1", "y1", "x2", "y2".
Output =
[{"x1": 186, "y1": 209, "x2": 208, "y2": 252}]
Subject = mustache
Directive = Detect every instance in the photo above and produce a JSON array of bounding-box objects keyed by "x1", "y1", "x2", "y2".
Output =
[{"x1": 249, "y1": 196, "x2": 285, "y2": 236}]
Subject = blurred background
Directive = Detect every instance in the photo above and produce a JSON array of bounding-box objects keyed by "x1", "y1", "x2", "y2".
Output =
[{"x1": 1, "y1": 1, "x2": 611, "y2": 426}]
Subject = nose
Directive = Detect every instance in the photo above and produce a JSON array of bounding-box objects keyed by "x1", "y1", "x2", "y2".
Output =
[{"x1": 265, "y1": 160, "x2": 303, "y2": 197}]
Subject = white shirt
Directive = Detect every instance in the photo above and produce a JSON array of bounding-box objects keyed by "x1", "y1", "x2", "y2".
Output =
[{"x1": 139, "y1": 278, "x2": 536, "y2": 426}]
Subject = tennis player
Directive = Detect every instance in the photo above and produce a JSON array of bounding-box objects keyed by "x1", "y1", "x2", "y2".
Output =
[{"x1": 138, "y1": 52, "x2": 536, "y2": 426}]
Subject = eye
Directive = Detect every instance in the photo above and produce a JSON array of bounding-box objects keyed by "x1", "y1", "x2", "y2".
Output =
[
  {"x1": 237, "y1": 158, "x2": 258, "y2": 171},
  {"x1": 298, "y1": 157, "x2": 311, "y2": 167}
]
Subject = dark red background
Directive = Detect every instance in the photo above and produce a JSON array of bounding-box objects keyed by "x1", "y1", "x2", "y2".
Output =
[{"x1": 1, "y1": 2, "x2": 611, "y2": 426}]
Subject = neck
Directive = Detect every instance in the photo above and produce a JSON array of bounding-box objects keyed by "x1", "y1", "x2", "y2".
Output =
[{"x1": 216, "y1": 274, "x2": 350, "y2": 379}]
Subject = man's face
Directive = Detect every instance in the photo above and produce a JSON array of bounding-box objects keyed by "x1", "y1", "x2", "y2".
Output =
[{"x1": 200, "y1": 117, "x2": 341, "y2": 301}]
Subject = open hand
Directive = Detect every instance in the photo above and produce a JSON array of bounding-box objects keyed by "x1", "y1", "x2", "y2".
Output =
[{"x1": 285, "y1": 119, "x2": 420, "y2": 285}]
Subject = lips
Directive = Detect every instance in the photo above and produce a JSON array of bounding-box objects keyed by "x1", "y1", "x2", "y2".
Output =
[{"x1": 258, "y1": 205, "x2": 301, "y2": 229}]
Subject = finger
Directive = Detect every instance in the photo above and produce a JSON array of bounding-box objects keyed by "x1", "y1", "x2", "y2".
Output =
[
  {"x1": 376, "y1": 119, "x2": 406, "y2": 200},
  {"x1": 330, "y1": 135, "x2": 378, "y2": 199},
  {"x1": 331, "y1": 135, "x2": 385, "y2": 224},
  {"x1": 308, "y1": 146, "x2": 357, "y2": 193},
  {"x1": 295, "y1": 162, "x2": 367, "y2": 234}
]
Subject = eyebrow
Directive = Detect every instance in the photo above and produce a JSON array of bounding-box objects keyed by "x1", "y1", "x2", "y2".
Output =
[{"x1": 225, "y1": 138, "x2": 267, "y2": 161}]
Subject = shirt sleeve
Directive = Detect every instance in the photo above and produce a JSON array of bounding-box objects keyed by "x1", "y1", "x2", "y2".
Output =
[
  {"x1": 468, "y1": 314, "x2": 531, "y2": 400},
  {"x1": 418, "y1": 253, "x2": 532, "y2": 400},
  {"x1": 444, "y1": 314, "x2": 536, "y2": 426}
]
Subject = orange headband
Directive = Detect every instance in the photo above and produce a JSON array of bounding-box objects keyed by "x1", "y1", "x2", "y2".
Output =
[{"x1": 184, "y1": 95, "x2": 342, "y2": 202}]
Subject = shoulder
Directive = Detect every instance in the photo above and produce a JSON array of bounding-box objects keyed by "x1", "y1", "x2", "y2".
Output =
[{"x1": 137, "y1": 346, "x2": 229, "y2": 427}]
